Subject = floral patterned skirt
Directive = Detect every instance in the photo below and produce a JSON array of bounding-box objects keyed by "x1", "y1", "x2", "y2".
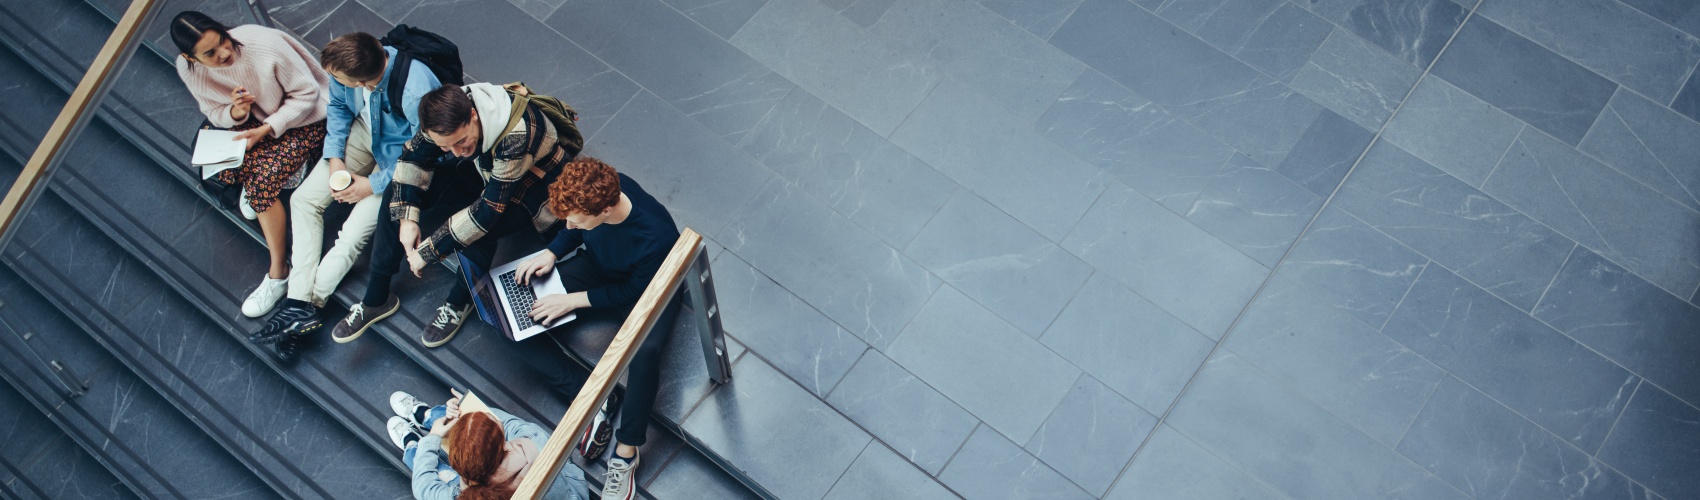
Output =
[{"x1": 216, "y1": 119, "x2": 327, "y2": 212}]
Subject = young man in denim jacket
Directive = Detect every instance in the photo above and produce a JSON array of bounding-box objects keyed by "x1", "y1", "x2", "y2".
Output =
[{"x1": 250, "y1": 32, "x2": 441, "y2": 354}]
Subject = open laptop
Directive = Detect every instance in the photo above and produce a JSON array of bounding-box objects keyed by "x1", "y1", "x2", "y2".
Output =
[{"x1": 458, "y1": 249, "x2": 576, "y2": 341}]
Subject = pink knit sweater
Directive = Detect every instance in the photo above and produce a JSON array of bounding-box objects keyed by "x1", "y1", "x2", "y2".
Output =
[{"x1": 175, "y1": 25, "x2": 329, "y2": 138}]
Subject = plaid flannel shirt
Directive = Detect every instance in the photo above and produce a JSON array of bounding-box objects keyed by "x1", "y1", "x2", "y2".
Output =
[{"x1": 389, "y1": 104, "x2": 572, "y2": 264}]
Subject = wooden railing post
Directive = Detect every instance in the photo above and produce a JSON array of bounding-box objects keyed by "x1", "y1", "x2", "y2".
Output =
[
  {"x1": 512, "y1": 228, "x2": 705, "y2": 499},
  {"x1": 0, "y1": 0, "x2": 158, "y2": 248}
]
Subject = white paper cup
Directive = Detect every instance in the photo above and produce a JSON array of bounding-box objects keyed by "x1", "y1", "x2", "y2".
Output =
[{"x1": 329, "y1": 170, "x2": 352, "y2": 191}]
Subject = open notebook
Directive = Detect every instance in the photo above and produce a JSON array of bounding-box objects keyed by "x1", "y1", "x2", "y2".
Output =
[{"x1": 191, "y1": 129, "x2": 245, "y2": 179}]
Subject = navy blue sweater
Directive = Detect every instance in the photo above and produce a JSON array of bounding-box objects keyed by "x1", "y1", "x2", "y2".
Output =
[{"x1": 546, "y1": 174, "x2": 680, "y2": 309}]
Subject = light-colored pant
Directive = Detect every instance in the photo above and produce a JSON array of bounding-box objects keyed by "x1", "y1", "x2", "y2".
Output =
[{"x1": 288, "y1": 120, "x2": 381, "y2": 306}]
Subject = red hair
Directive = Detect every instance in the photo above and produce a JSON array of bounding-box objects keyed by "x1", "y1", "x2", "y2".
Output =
[
  {"x1": 548, "y1": 157, "x2": 621, "y2": 217},
  {"x1": 446, "y1": 412, "x2": 514, "y2": 500}
]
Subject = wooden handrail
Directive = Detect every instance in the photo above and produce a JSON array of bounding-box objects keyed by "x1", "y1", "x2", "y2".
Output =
[
  {"x1": 0, "y1": 0, "x2": 157, "y2": 246},
  {"x1": 512, "y1": 228, "x2": 704, "y2": 499}
]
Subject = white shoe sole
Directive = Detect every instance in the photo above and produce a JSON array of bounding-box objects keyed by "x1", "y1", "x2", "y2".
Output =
[
  {"x1": 242, "y1": 282, "x2": 287, "y2": 318},
  {"x1": 334, "y1": 301, "x2": 399, "y2": 344}
]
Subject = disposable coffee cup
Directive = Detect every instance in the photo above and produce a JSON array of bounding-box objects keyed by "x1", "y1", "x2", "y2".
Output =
[{"x1": 329, "y1": 170, "x2": 352, "y2": 191}]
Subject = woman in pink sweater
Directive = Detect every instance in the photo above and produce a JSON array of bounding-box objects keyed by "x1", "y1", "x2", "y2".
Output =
[{"x1": 172, "y1": 11, "x2": 330, "y2": 320}]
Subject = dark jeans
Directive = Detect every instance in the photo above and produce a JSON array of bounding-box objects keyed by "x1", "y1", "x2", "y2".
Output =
[
  {"x1": 516, "y1": 254, "x2": 683, "y2": 447},
  {"x1": 361, "y1": 161, "x2": 489, "y2": 308}
]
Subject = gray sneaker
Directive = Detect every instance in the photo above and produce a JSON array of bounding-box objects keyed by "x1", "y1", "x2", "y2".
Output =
[
  {"x1": 332, "y1": 295, "x2": 400, "y2": 344},
  {"x1": 602, "y1": 448, "x2": 639, "y2": 500},
  {"x1": 421, "y1": 303, "x2": 472, "y2": 348}
]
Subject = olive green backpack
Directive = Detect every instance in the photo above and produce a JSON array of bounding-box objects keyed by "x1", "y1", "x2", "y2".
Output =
[{"x1": 496, "y1": 81, "x2": 585, "y2": 157}]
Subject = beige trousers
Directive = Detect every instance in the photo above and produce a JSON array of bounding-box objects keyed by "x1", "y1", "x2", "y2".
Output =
[{"x1": 287, "y1": 119, "x2": 382, "y2": 306}]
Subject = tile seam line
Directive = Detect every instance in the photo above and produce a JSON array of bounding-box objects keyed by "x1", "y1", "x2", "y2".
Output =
[
  {"x1": 675, "y1": 334, "x2": 752, "y2": 425},
  {"x1": 1532, "y1": 243, "x2": 1580, "y2": 312},
  {"x1": 820, "y1": 348, "x2": 870, "y2": 401},
  {"x1": 1477, "y1": 124, "x2": 1523, "y2": 189},
  {"x1": 1040, "y1": 0, "x2": 1089, "y2": 42},
  {"x1": 1152, "y1": 422, "x2": 1299, "y2": 500},
  {"x1": 1376, "y1": 257, "x2": 1427, "y2": 332},
  {"x1": 1476, "y1": 1, "x2": 1699, "y2": 105},
  {"x1": 637, "y1": 444, "x2": 687, "y2": 489},
  {"x1": 1590, "y1": 99, "x2": 1700, "y2": 217},
  {"x1": 1099, "y1": 0, "x2": 1487, "y2": 495},
  {"x1": 934, "y1": 422, "x2": 981, "y2": 483},
  {"x1": 1424, "y1": 369, "x2": 1657, "y2": 496},
  {"x1": 1594, "y1": 378, "x2": 1642, "y2": 457},
  {"x1": 657, "y1": 0, "x2": 750, "y2": 43},
  {"x1": 1673, "y1": 59, "x2": 1699, "y2": 109},
  {"x1": 1293, "y1": 267, "x2": 1653, "y2": 492},
  {"x1": 1392, "y1": 372, "x2": 1446, "y2": 449},
  {"x1": 1342, "y1": 217, "x2": 1700, "y2": 418},
  {"x1": 0, "y1": 358, "x2": 168, "y2": 499},
  {"x1": 1398, "y1": 371, "x2": 1659, "y2": 498},
  {"x1": 818, "y1": 441, "x2": 874, "y2": 499},
  {"x1": 699, "y1": 343, "x2": 976, "y2": 494},
  {"x1": 585, "y1": 90, "x2": 640, "y2": 144},
  {"x1": 1608, "y1": 0, "x2": 1700, "y2": 45}
]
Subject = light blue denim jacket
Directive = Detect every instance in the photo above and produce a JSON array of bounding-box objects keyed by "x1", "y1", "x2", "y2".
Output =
[
  {"x1": 411, "y1": 407, "x2": 589, "y2": 500},
  {"x1": 321, "y1": 46, "x2": 441, "y2": 195}
]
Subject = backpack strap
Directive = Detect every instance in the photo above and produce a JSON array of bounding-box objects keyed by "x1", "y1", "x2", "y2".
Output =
[
  {"x1": 494, "y1": 90, "x2": 549, "y2": 179},
  {"x1": 498, "y1": 93, "x2": 528, "y2": 141},
  {"x1": 386, "y1": 52, "x2": 413, "y2": 119}
]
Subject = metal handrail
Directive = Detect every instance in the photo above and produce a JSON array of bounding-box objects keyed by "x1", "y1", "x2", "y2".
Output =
[{"x1": 0, "y1": 0, "x2": 158, "y2": 249}]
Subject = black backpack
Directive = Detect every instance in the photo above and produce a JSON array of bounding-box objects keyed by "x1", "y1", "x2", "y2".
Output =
[{"x1": 379, "y1": 24, "x2": 465, "y2": 120}]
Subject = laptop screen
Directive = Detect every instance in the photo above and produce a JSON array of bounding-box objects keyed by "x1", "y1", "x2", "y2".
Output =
[{"x1": 456, "y1": 253, "x2": 504, "y2": 329}]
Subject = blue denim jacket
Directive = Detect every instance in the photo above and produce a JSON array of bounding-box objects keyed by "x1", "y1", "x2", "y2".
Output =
[{"x1": 321, "y1": 46, "x2": 441, "y2": 195}]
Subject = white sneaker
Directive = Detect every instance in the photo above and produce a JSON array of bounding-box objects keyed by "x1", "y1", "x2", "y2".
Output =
[
  {"x1": 603, "y1": 448, "x2": 639, "y2": 500},
  {"x1": 386, "y1": 416, "x2": 421, "y2": 450},
  {"x1": 238, "y1": 189, "x2": 257, "y2": 220},
  {"x1": 241, "y1": 275, "x2": 288, "y2": 318},
  {"x1": 389, "y1": 391, "x2": 429, "y2": 428}
]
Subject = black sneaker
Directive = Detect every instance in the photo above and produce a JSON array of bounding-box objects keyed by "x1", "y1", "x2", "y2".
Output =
[
  {"x1": 332, "y1": 295, "x2": 400, "y2": 344},
  {"x1": 577, "y1": 389, "x2": 621, "y2": 459},
  {"x1": 249, "y1": 300, "x2": 321, "y2": 345},
  {"x1": 421, "y1": 303, "x2": 472, "y2": 348},
  {"x1": 273, "y1": 334, "x2": 304, "y2": 363}
]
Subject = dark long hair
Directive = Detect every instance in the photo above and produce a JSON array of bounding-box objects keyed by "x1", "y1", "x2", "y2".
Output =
[{"x1": 170, "y1": 11, "x2": 242, "y2": 66}]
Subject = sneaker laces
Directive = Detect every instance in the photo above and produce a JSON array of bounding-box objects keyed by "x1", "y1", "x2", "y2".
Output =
[
  {"x1": 431, "y1": 304, "x2": 461, "y2": 329},
  {"x1": 606, "y1": 457, "x2": 633, "y2": 491},
  {"x1": 345, "y1": 304, "x2": 365, "y2": 326}
]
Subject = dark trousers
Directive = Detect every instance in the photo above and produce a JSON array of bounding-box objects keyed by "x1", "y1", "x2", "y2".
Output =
[
  {"x1": 516, "y1": 254, "x2": 682, "y2": 447},
  {"x1": 361, "y1": 162, "x2": 488, "y2": 308}
]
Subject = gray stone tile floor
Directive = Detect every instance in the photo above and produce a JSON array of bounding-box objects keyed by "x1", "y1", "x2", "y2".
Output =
[{"x1": 131, "y1": 0, "x2": 1700, "y2": 497}]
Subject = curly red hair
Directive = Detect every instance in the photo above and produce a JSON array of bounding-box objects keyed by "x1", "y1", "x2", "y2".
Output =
[
  {"x1": 548, "y1": 157, "x2": 622, "y2": 218},
  {"x1": 446, "y1": 412, "x2": 514, "y2": 500}
]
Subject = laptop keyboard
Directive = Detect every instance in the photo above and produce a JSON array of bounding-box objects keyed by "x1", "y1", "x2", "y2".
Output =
[{"x1": 500, "y1": 270, "x2": 538, "y2": 329}]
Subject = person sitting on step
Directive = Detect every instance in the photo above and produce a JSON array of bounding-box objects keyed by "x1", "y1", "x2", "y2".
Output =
[
  {"x1": 247, "y1": 32, "x2": 443, "y2": 349},
  {"x1": 515, "y1": 157, "x2": 684, "y2": 500},
  {"x1": 170, "y1": 11, "x2": 328, "y2": 330},
  {"x1": 386, "y1": 389, "x2": 589, "y2": 500},
  {"x1": 332, "y1": 82, "x2": 582, "y2": 349}
]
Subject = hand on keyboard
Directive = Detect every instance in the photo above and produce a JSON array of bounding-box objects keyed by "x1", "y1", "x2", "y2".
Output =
[
  {"x1": 530, "y1": 294, "x2": 576, "y2": 325},
  {"x1": 515, "y1": 250, "x2": 557, "y2": 286}
]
